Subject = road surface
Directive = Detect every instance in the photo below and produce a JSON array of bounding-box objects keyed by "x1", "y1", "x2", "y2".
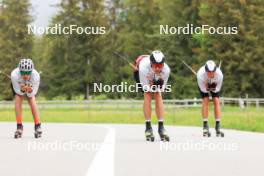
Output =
[{"x1": 0, "y1": 122, "x2": 263, "y2": 176}]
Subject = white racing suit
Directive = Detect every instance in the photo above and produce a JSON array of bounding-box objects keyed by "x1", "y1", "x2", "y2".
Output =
[
  {"x1": 197, "y1": 66, "x2": 223, "y2": 97},
  {"x1": 134, "y1": 55, "x2": 170, "y2": 92},
  {"x1": 11, "y1": 68, "x2": 40, "y2": 97}
]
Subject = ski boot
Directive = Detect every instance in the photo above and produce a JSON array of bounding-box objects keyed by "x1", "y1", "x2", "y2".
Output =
[
  {"x1": 203, "y1": 127, "x2": 211, "y2": 137},
  {"x1": 158, "y1": 128, "x2": 170, "y2": 142},
  {"x1": 145, "y1": 128, "x2": 155, "y2": 142},
  {"x1": 14, "y1": 124, "x2": 23, "y2": 139},
  {"x1": 34, "y1": 124, "x2": 42, "y2": 138}
]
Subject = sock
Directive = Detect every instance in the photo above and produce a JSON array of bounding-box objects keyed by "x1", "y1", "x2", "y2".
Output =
[
  {"x1": 158, "y1": 119, "x2": 164, "y2": 132},
  {"x1": 203, "y1": 119, "x2": 209, "y2": 129},
  {"x1": 34, "y1": 117, "x2": 40, "y2": 125},
  {"x1": 145, "y1": 120, "x2": 151, "y2": 130},
  {"x1": 35, "y1": 123, "x2": 41, "y2": 130},
  {"x1": 17, "y1": 123, "x2": 23, "y2": 130},
  {"x1": 16, "y1": 116, "x2": 22, "y2": 124},
  {"x1": 215, "y1": 119, "x2": 221, "y2": 130}
]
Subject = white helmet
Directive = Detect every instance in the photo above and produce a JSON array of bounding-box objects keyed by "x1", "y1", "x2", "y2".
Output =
[
  {"x1": 150, "y1": 50, "x2": 165, "y2": 64},
  {"x1": 19, "y1": 58, "x2": 34, "y2": 72},
  {"x1": 205, "y1": 60, "x2": 216, "y2": 72}
]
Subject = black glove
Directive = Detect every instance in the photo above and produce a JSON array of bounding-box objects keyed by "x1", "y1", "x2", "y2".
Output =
[
  {"x1": 207, "y1": 82, "x2": 217, "y2": 91},
  {"x1": 153, "y1": 79, "x2": 164, "y2": 89}
]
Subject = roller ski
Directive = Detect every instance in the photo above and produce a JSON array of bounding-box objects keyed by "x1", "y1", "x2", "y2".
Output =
[
  {"x1": 203, "y1": 128, "x2": 211, "y2": 137},
  {"x1": 158, "y1": 128, "x2": 170, "y2": 142},
  {"x1": 216, "y1": 129, "x2": 224, "y2": 137},
  {"x1": 145, "y1": 128, "x2": 155, "y2": 142},
  {"x1": 14, "y1": 124, "x2": 23, "y2": 139},
  {"x1": 34, "y1": 124, "x2": 42, "y2": 138}
]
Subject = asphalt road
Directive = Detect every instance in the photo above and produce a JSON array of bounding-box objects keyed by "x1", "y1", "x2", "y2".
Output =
[{"x1": 0, "y1": 122, "x2": 263, "y2": 176}]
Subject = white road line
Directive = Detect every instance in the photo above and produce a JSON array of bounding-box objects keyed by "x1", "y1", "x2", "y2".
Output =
[{"x1": 86, "y1": 126, "x2": 116, "y2": 176}]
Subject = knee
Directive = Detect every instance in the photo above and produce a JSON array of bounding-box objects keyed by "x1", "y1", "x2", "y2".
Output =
[
  {"x1": 144, "y1": 93, "x2": 152, "y2": 103},
  {"x1": 15, "y1": 95, "x2": 23, "y2": 102},
  {"x1": 153, "y1": 92, "x2": 162, "y2": 101},
  {"x1": 153, "y1": 92, "x2": 161, "y2": 97},
  {"x1": 27, "y1": 97, "x2": 35, "y2": 106}
]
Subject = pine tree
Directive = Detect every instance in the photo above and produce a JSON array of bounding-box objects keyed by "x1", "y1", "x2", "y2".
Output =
[
  {"x1": 198, "y1": 0, "x2": 264, "y2": 97},
  {"x1": 157, "y1": 0, "x2": 200, "y2": 99},
  {"x1": 0, "y1": 0, "x2": 33, "y2": 99},
  {"x1": 42, "y1": 0, "x2": 108, "y2": 99}
]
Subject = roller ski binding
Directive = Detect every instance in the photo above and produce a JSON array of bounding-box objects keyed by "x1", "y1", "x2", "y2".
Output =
[
  {"x1": 203, "y1": 128, "x2": 211, "y2": 137},
  {"x1": 145, "y1": 128, "x2": 155, "y2": 142},
  {"x1": 158, "y1": 128, "x2": 170, "y2": 142},
  {"x1": 14, "y1": 124, "x2": 23, "y2": 139},
  {"x1": 34, "y1": 124, "x2": 42, "y2": 138},
  {"x1": 216, "y1": 129, "x2": 224, "y2": 137}
]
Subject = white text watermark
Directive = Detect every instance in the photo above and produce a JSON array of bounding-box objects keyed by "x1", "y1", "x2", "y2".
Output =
[
  {"x1": 160, "y1": 140, "x2": 239, "y2": 152},
  {"x1": 27, "y1": 140, "x2": 101, "y2": 152},
  {"x1": 28, "y1": 24, "x2": 106, "y2": 35},
  {"x1": 93, "y1": 82, "x2": 172, "y2": 93},
  {"x1": 160, "y1": 24, "x2": 238, "y2": 35}
]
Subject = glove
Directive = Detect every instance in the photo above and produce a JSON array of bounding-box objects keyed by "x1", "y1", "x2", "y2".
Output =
[
  {"x1": 20, "y1": 83, "x2": 33, "y2": 93},
  {"x1": 153, "y1": 79, "x2": 164, "y2": 89},
  {"x1": 20, "y1": 85, "x2": 27, "y2": 93},
  {"x1": 207, "y1": 82, "x2": 217, "y2": 91},
  {"x1": 27, "y1": 86, "x2": 33, "y2": 93}
]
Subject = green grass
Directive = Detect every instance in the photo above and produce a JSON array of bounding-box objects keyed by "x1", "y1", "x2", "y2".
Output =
[{"x1": 1, "y1": 105, "x2": 264, "y2": 132}]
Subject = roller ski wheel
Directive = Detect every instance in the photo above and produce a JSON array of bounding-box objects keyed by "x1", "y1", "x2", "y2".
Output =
[
  {"x1": 203, "y1": 128, "x2": 211, "y2": 137},
  {"x1": 145, "y1": 128, "x2": 155, "y2": 142},
  {"x1": 158, "y1": 129, "x2": 170, "y2": 142},
  {"x1": 34, "y1": 127, "x2": 42, "y2": 138},
  {"x1": 216, "y1": 130, "x2": 224, "y2": 137},
  {"x1": 14, "y1": 129, "x2": 23, "y2": 139}
]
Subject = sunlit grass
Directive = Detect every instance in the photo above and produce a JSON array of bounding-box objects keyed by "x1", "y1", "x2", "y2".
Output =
[{"x1": 0, "y1": 105, "x2": 263, "y2": 132}]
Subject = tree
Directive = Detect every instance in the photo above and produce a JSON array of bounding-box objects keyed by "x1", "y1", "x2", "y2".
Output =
[
  {"x1": 157, "y1": 0, "x2": 200, "y2": 99},
  {"x1": 109, "y1": 0, "x2": 162, "y2": 99},
  {"x1": 198, "y1": 0, "x2": 264, "y2": 97},
  {"x1": 0, "y1": 0, "x2": 33, "y2": 99},
  {"x1": 41, "y1": 0, "x2": 108, "y2": 99}
]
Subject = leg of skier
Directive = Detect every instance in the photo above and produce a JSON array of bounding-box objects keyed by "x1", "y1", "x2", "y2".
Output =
[
  {"x1": 213, "y1": 96, "x2": 224, "y2": 137},
  {"x1": 28, "y1": 96, "x2": 42, "y2": 138},
  {"x1": 154, "y1": 92, "x2": 169, "y2": 142},
  {"x1": 14, "y1": 95, "x2": 23, "y2": 138}
]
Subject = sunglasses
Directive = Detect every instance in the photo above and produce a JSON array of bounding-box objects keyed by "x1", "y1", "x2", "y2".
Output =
[
  {"x1": 20, "y1": 71, "x2": 32, "y2": 75},
  {"x1": 152, "y1": 63, "x2": 164, "y2": 69}
]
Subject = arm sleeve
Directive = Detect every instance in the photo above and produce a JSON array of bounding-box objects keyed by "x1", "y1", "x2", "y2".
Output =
[
  {"x1": 197, "y1": 67, "x2": 208, "y2": 93},
  {"x1": 11, "y1": 72, "x2": 24, "y2": 96},
  {"x1": 139, "y1": 66, "x2": 152, "y2": 92},
  {"x1": 214, "y1": 71, "x2": 223, "y2": 93},
  {"x1": 197, "y1": 76, "x2": 207, "y2": 93},
  {"x1": 161, "y1": 66, "x2": 170, "y2": 91},
  {"x1": 27, "y1": 72, "x2": 40, "y2": 97}
]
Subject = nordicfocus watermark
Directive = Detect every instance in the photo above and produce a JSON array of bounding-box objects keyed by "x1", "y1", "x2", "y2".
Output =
[
  {"x1": 160, "y1": 24, "x2": 238, "y2": 35},
  {"x1": 28, "y1": 24, "x2": 106, "y2": 35},
  {"x1": 27, "y1": 140, "x2": 101, "y2": 152},
  {"x1": 93, "y1": 82, "x2": 172, "y2": 93},
  {"x1": 160, "y1": 140, "x2": 239, "y2": 152}
]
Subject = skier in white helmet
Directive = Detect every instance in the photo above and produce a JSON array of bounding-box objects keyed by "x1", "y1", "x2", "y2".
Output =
[
  {"x1": 11, "y1": 58, "x2": 42, "y2": 138},
  {"x1": 197, "y1": 60, "x2": 224, "y2": 137},
  {"x1": 134, "y1": 50, "x2": 170, "y2": 142}
]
